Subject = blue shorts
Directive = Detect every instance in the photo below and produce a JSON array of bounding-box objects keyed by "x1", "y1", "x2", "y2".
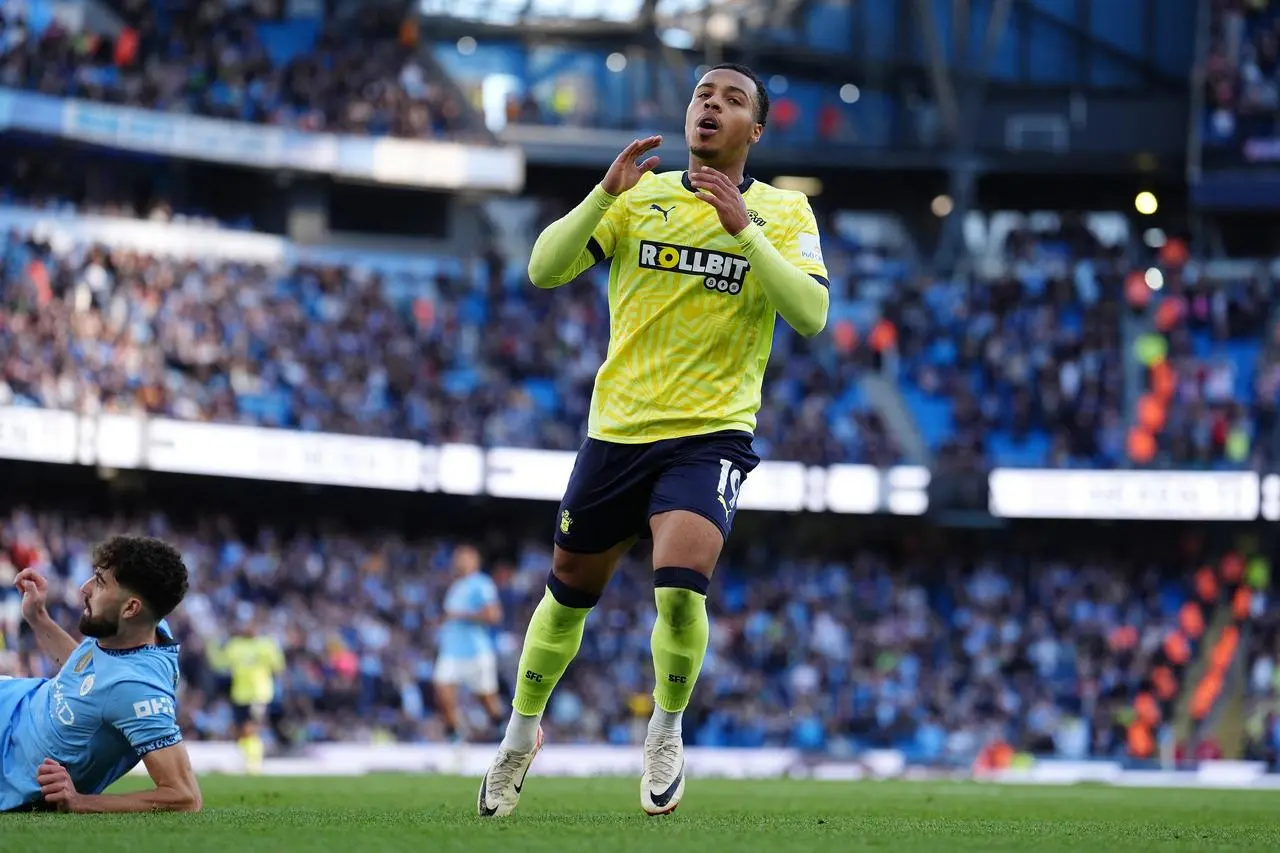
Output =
[{"x1": 554, "y1": 430, "x2": 760, "y2": 554}]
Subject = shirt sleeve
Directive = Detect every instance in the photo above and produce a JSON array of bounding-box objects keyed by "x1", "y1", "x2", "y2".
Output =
[
  {"x1": 528, "y1": 184, "x2": 621, "y2": 288},
  {"x1": 476, "y1": 576, "x2": 500, "y2": 608},
  {"x1": 779, "y1": 197, "x2": 829, "y2": 286},
  {"x1": 106, "y1": 678, "x2": 183, "y2": 757},
  {"x1": 587, "y1": 191, "x2": 629, "y2": 262},
  {"x1": 270, "y1": 641, "x2": 286, "y2": 674}
]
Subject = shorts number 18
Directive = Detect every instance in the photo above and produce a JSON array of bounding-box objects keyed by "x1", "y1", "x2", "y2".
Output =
[{"x1": 717, "y1": 459, "x2": 742, "y2": 514}]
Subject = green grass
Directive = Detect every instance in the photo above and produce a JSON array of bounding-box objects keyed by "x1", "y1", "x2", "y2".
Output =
[{"x1": 1, "y1": 775, "x2": 1278, "y2": 852}]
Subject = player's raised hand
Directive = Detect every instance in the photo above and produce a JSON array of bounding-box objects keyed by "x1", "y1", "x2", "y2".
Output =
[
  {"x1": 14, "y1": 568, "x2": 50, "y2": 623},
  {"x1": 37, "y1": 759, "x2": 81, "y2": 812},
  {"x1": 689, "y1": 166, "x2": 750, "y2": 236},
  {"x1": 602, "y1": 135, "x2": 662, "y2": 196}
]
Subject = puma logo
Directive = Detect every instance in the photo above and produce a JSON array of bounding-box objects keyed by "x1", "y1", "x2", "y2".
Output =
[{"x1": 649, "y1": 203, "x2": 675, "y2": 222}]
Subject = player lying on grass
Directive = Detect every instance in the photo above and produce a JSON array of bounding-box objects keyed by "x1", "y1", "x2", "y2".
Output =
[
  {"x1": 0, "y1": 536, "x2": 201, "y2": 814},
  {"x1": 479, "y1": 63, "x2": 828, "y2": 818}
]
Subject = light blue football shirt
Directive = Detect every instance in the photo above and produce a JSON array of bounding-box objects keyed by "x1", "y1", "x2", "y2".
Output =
[
  {"x1": 437, "y1": 573, "x2": 499, "y2": 660},
  {"x1": 0, "y1": 627, "x2": 182, "y2": 812}
]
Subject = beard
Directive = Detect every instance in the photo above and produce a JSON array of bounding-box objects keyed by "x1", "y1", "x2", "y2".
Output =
[
  {"x1": 78, "y1": 607, "x2": 120, "y2": 639},
  {"x1": 688, "y1": 139, "x2": 719, "y2": 160}
]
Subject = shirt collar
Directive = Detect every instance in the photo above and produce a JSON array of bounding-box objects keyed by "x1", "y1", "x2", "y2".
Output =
[{"x1": 681, "y1": 170, "x2": 755, "y2": 195}]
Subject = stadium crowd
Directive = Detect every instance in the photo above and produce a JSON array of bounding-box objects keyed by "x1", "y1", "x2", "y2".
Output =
[
  {"x1": 1203, "y1": 0, "x2": 1280, "y2": 147},
  {"x1": 884, "y1": 217, "x2": 1129, "y2": 470},
  {"x1": 1246, "y1": 587, "x2": 1280, "y2": 768},
  {"x1": 1131, "y1": 251, "x2": 1280, "y2": 470},
  {"x1": 0, "y1": 210, "x2": 905, "y2": 464},
  {"x1": 0, "y1": 505, "x2": 1236, "y2": 765},
  {"x1": 5, "y1": 188, "x2": 1280, "y2": 471},
  {"x1": 0, "y1": 0, "x2": 467, "y2": 139}
]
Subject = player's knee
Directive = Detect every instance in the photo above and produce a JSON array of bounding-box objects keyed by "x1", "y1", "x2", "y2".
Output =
[
  {"x1": 549, "y1": 549, "x2": 615, "y2": 599},
  {"x1": 545, "y1": 570, "x2": 603, "y2": 612},
  {"x1": 654, "y1": 567, "x2": 709, "y2": 628}
]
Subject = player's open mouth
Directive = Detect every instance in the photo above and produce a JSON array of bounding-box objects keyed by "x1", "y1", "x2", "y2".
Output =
[{"x1": 696, "y1": 116, "x2": 719, "y2": 138}]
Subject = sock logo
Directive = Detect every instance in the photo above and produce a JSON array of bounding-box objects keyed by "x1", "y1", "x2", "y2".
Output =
[
  {"x1": 667, "y1": 674, "x2": 687, "y2": 684},
  {"x1": 525, "y1": 670, "x2": 544, "y2": 683}
]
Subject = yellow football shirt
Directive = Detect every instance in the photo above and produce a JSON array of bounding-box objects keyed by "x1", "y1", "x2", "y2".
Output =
[
  {"x1": 586, "y1": 170, "x2": 828, "y2": 443},
  {"x1": 213, "y1": 636, "x2": 285, "y2": 707}
]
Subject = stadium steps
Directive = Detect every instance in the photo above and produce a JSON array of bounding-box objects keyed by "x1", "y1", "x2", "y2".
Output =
[
  {"x1": 1121, "y1": 301, "x2": 1152, "y2": 435},
  {"x1": 863, "y1": 374, "x2": 930, "y2": 464},
  {"x1": 1210, "y1": 635, "x2": 1250, "y2": 760},
  {"x1": 897, "y1": 386, "x2": 950, "y2": 460},
  {"x1": 1171, "y1": 554, "x2": 1259, "y2": 757},
  {"x1": 1171, "y1": 603, "x2": 1234, "y2": 747}
]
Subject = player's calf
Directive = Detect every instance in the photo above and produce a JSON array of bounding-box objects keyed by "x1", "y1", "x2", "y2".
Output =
[
  {"x1": 480, "y1": 570, "x2": 600, "y2": 817},
  {"x1": 642, "y1": 565, "x2": 709, "y2": 815}
]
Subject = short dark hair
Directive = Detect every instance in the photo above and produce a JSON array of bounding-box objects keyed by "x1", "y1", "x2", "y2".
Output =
[
  {"x1": 709, "y1": 62, "x2": 770, "y2": 127},
  {"x1": 93, "y1": 536, "x2": 189, "y2": 621}
]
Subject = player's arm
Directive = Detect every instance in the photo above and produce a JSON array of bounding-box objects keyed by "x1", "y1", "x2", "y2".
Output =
[
  {"x1": 467, "y1": 602, "x2": 502, "y2": 626},
  {"x1": 445, "y1": 590, "x2": 502, "y2": 626},
  {"x1": 527, "y1": 136, "x2": 661, "y2": 288},
  {"x1": 14, "y1": 568, "x2": 79, "y2": 668},
  {"x1": 37, "y1": 744, "x2": 201, "y2": 813},
  {"x1": 46, "y1": 679, "x2": 201, "y2": 813},
  {"x1": 270, "y1": 640, "x2": 286, "y2": 675},
  {"x1": 690, "y1": 168, "x2": 830, "y2": 337}
]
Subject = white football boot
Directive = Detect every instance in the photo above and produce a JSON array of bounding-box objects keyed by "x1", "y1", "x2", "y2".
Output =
[
  {"x1": 477, "y1": 727, "x2": 544, "y2": 817},
  {"x1": 640, "y1": 734, "x2": 685, "y2": 815}
]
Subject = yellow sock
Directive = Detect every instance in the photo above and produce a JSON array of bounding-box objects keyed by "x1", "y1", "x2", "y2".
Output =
[
  {"x1": 511, "y1": 585, "x2": 593, "y2": 717},
  {"x1": 651, "y1": 582, "x2": 709, "y2": 713},
  {"x1": 239, "y1": 735, "x2": 265, "y2": 775}
]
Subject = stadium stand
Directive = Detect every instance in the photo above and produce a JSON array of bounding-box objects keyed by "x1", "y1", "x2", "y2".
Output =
[
  {"x1": 0, "y1": 504, "x2": 1253, "y2": 764},
  {"x1": 1202, "y1": 0, "x2": 1280, "y2": 152},
  {"x1": 0, "y1": 0, "x2": 467, "y2": 139},
  {"x1": 433, "y1": 38, "x2": 875, "y2": 147},
  {"x1": 0, "y1": 196, "x2": 1152, "y2": 469},
  {"x1": 0, "y1": 203, "x2": 906, "y2": 463},
  {"x1": 887, "y1": 216, "x2": 1129, "y2": 469}
]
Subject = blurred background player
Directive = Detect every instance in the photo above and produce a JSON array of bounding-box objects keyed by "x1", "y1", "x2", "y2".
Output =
[
  {"x1": 479, "y1": 63, "x2": 829, "y2": 818},
  {"x1": 0, "y1": 537, "x2": 200, "y2": 813},
  {"x1": 210, "y1": 616, "x2": 284, "y2": 775},
  {"x1": 434, "y1": 544, "x2": 504, "y2": 742}
]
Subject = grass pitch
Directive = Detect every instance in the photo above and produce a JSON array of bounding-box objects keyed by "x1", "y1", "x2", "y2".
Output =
[{"x1": 0, "y1": 774, "x2": 1277, "y2": 852}]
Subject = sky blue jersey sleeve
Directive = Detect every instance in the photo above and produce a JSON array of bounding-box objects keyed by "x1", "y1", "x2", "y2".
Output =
[
  {"x1": 472, "y1": 575, "x2": 499, "y2": 609},
  {"x1": 105, "y1": 677, "x2": 183, "y2": 757}
]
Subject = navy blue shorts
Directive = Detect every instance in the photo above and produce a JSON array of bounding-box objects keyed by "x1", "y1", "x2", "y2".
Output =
[
  {"x1": 232, "y1": 703, "x2": 267, "y2": 726},
  {"x1": 554, "y1": 430, "x2": 760, "y2": 554}
]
